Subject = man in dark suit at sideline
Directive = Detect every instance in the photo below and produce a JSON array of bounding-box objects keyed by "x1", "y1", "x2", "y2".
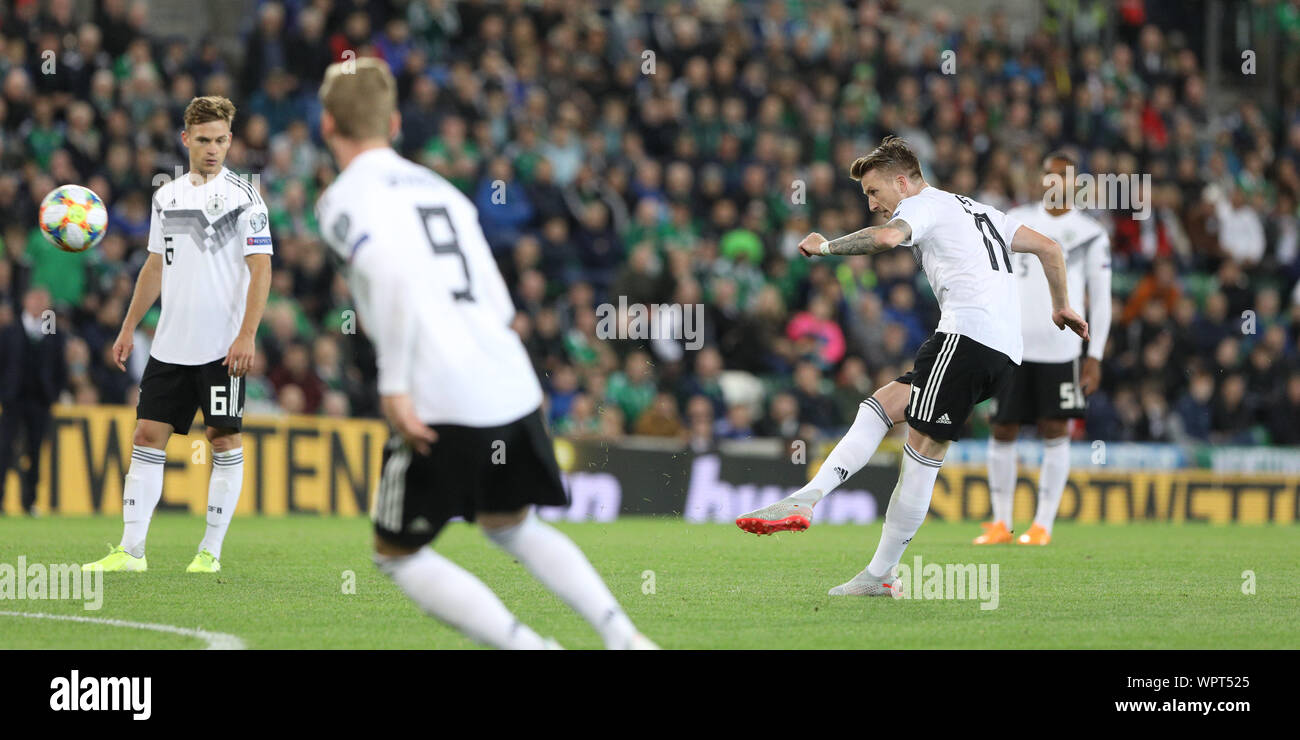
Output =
[{"x1": 0, "y1": 287, "x2": 67, "y2": 515}]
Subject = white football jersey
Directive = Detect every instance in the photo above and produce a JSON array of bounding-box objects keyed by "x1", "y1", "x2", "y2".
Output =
[
  {"x1": 147, "y1": 168, "x2": 273, "y2": 365},
  {"x1": 1006, "y1": 204, "x2": 1112, "y2": 364},
  {"x1": 892, "y1": 186, "x2": 1025, "y2": 363},
  {"x1": 316, "y1": 147, "x2": 541, "y2": 427}
]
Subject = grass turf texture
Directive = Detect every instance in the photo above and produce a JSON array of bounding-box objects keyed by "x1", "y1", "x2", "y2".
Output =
[{"x1": 1, "y1": 514, "x2": 1295, "y2": 649}]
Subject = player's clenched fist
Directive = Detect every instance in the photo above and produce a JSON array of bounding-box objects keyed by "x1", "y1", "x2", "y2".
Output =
[{"x1": 798, "y1": 232, "x2": 828, "y2": 257}]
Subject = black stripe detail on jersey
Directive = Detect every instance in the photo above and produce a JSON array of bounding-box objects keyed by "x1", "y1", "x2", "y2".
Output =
[
  {"x1": 225, "y1": 171, "x2": 256, "y2": 200},
  {"x1": 903, "y1": 444, "x2": 943, "y2": 468},
  {"x1": 225, "y1": 172, "x2": 261, "y2": 205}
]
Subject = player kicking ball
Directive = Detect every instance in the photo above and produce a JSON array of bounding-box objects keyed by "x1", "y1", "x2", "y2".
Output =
[
  {"x1": 314, "y1": 59, "x2": 654, "y2": 649},
  {"x1": 735, "y1": 137, "x2": 1088, "y2": 596},
  {"x1": 83, "y1": 96, "x2": 272, "y2": 574},
  {"x1": 976, "y1": 152, "x2": 1111, "y2": 547}
]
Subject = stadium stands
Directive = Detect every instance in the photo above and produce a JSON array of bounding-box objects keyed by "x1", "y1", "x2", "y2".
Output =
[{"x1": 0, "y1": 0, "x2": 1297, "y2": 448}]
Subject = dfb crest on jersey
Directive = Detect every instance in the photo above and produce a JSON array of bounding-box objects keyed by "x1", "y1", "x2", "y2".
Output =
[
  {"x1": 205, "y1": 194, "x2": 226, "y2": 217},
  {"x1": 248, "y1": 211, "x2": 267, "y2": 233}
]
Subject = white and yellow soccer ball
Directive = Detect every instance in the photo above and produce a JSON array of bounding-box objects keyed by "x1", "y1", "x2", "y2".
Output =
[{"x1": 39, "y1": 184, "x2": 108, "y2": 253}]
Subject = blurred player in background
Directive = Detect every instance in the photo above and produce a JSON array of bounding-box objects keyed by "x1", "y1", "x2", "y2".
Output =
[
  {"x1": 735, "y1": 138, "x2": 1089, "y2": 596},
  {"x1": 975, "y1": 152, "x2": 1112, "y2": 546},
  {"x1": 315, "y1": 58, "x2": 654, "y2": 649},
  {"x1": 0, "y1": 287, "x2": 66, "y2": 516},
  {"x1": 82, "y1": 96, "x2": 272, "y2": 573}
]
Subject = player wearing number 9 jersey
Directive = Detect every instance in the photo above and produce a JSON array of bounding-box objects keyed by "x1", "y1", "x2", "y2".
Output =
[
  {"x1": 315, "y1": 58, "x2": 654, "y2": 649},
  {"x1": 734, "y1": 137, "x2": 1089, "y2": 601},
  {"x1": 316, "y1": 145, "x2": 541, "y2": 428}
]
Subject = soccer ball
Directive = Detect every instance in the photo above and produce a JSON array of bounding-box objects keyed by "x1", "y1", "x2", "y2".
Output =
[{"x1": 39, "y1": 185, "x2": 108, "y2": 253}]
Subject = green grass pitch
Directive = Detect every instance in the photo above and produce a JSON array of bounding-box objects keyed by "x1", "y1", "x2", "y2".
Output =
[{"x1": 1, "y1": 515, "x2": 1296, "y2": 649}]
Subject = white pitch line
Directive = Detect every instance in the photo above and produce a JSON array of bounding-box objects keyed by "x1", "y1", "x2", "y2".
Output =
[{"x1": 0, "y1": 610, "x2": 246, "y2": 650}]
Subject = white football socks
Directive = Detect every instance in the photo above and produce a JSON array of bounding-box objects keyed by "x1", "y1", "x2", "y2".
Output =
[
  {"x1": 1035, "y1": 437, "x2": 1070, "y2": 534},
  {"x1": 866, "y1": 444, "x2": 943, "y2": 578},
  {"x1": 120, "y1": 446, "x2": 166, "y2": 558},
  {"x1": 486, "y1": 512, "x2": 639, "y2": 649},
  {"x1": 374, "y1": 547, "x2": 548, "y2": 650},
  {"x1": 801, "y1": 396, "x2": 895, "y2": 503},
  {"x1": 987, "y1": 438, "x2": 1016, "y2": 526},
  {"x1": 199, "y1": 448, "x2": 243, "y2": 560}
]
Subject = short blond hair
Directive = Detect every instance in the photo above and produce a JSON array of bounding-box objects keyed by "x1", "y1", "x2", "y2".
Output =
[
  {"x1": 184, "y1": 96, "x2": 236, "y2": 129},
  {"x1": 849, "y1": 135, "x2": 923, "y2": 182},
  {"x1": 319, "y1": 57, "x2": 396, "y2": 140}
]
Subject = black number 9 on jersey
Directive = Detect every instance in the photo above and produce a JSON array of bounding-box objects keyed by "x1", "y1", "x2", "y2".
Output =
[{"x1": 417, "y1": 206, "x2": 475, "y2": 302}]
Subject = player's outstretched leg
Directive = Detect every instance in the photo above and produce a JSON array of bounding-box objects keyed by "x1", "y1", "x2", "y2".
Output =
[
  {"x1": 484, "y1": 508, "x2": 657, "y2": 650},
  {"x1": 374, "y1": 537, "x2": 557, "y2": 650},
  {"x1": 976, "y1": 428, "x2": 1018, "y2": 545},
  {"x1": 736, "y1": 382, "x2": 908, "y2": 536},
  {"x1": 831, "y1": 428, "x2": 946, "y2": 597},
  {"x1": 84, "y1": 421, "x2": 172, "y2": 572},
  {"x1": 190, "y1": 427, "x2": 243, "y2": 572}
]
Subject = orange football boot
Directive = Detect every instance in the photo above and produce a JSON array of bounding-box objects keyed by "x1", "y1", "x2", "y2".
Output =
[
  {"x1": 1016, "y1": 523, "x2": 1051, "y2": 545},
  {"x1": 972, "y1": 520, "x2": 1013, "y2": 545}
]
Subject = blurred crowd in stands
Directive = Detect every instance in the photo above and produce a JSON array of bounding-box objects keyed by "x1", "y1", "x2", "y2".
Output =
[{"x1": 1, "y1": 0, "x2": 1299, "y2": 449}]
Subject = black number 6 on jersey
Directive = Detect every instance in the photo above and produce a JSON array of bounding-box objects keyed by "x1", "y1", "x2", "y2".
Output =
[{"x1": 416, "y1": 206, "x2": 475, "y2": 302}]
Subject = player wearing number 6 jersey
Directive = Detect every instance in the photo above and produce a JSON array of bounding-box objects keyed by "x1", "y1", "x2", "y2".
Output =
[
  {"x1": 975, "y1": 152, "x2": 1113, "y2": 547},
  {"x1": 735, "y1": 137, "x2": 1089, "y2": 597},
  {"x1": 83, "y1": 96, "x2": 273, "y2": 575},
  {"x1": 314, "y1": 58, "x2": 654, "y2": 649}
]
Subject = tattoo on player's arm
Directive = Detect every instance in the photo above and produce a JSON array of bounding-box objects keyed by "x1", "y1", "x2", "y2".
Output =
[{"x1": 825, "y1": 218, "x2": 912, "y2": 255}]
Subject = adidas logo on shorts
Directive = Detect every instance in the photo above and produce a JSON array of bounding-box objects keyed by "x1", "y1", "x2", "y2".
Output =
[
  {"x1": 936, "y1": 413, "x2": 952, "y2": 424},
  {"x1": 833, "y1": 466, "x2": 848, "y2": 482}
]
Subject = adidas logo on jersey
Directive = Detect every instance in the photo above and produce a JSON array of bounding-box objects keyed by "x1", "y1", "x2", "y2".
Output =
[
  {"x1": 833, "y1": 466, "x2": 848, "y2": 482},
  {"x1": 936, "y1": 413, "x2": 952, "y2": 424}
]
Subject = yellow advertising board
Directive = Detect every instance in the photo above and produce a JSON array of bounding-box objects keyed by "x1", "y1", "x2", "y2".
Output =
[
  {"x1": 4, "y1": 406, "x2": 1297, "y2": 523},
  {"x1": 1, "y1": 405, "x2": 387, "y2": 516},
  {"x1": 932, "y1": 465, "x2": 1299, "y2": 525}
]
